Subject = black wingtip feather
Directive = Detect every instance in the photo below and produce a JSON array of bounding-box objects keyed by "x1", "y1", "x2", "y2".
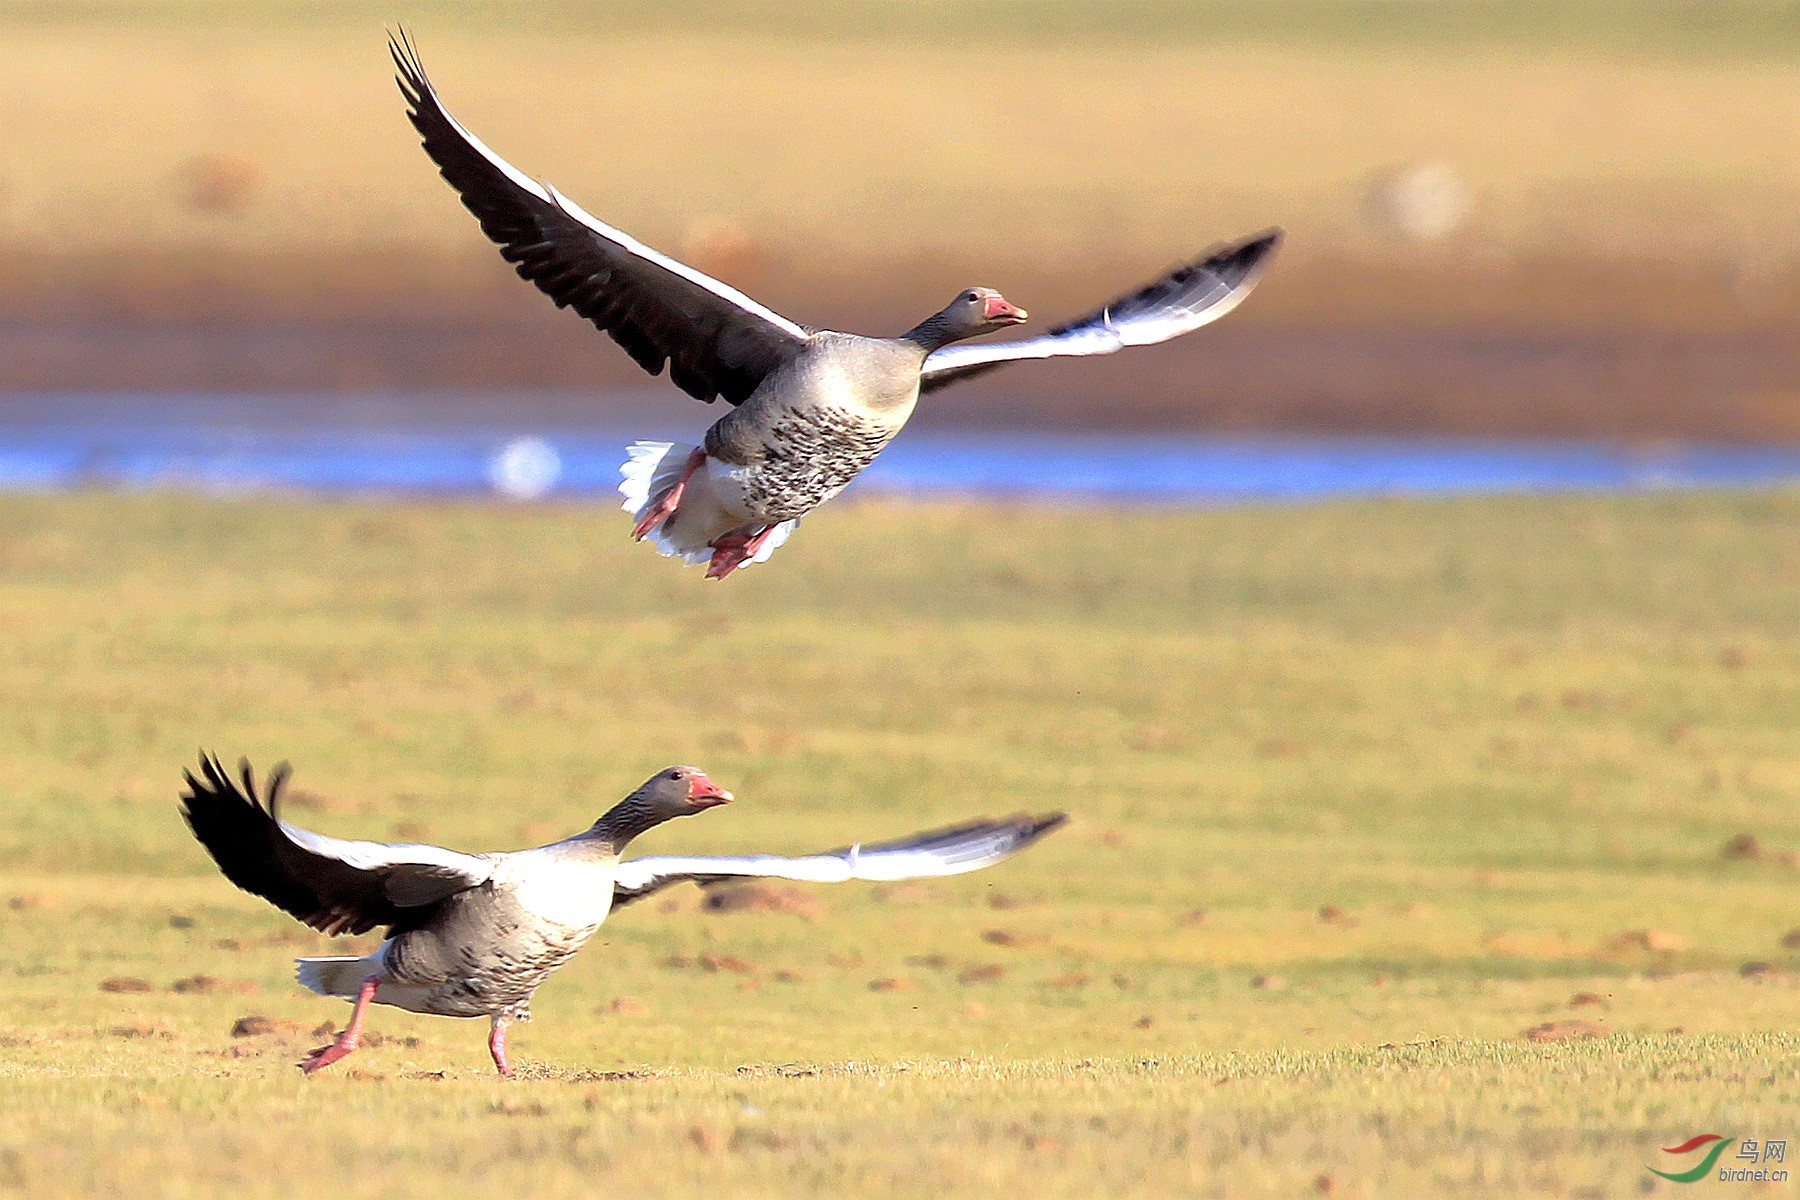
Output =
[
  {"x1": 181, "y1": 751, "x2": 323, "y2": 926},
  {"x1": 179, "y1": 753, "x2": 405, "y2": 938},
  {"x1": 1197, "y1": 226, "x2": 1282, "y2": 291},
  {"x1": 1050, "y1": 227, "x2": 1282, "y2": 338},
  {"x1": 267, "y1": 761, "x2": 293, "y2": 821},
  {"x1": 386, "y1": 30, "x2": 798, "y2": 408}
]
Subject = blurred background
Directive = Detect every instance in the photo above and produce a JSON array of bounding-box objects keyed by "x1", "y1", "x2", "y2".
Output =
[{"x1": 0, "y1": 0, "x2": 1797, "y2": 492}]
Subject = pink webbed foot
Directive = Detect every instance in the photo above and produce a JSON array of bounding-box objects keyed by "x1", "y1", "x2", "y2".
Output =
[
  {"x1": 632, "y1": 447, "x2": 707, "y2": 541},
  {"x1": 705, "y1": 524, "x2": 780, "y2": 580},
  {"x1": 300, "y1": 1038, "x2": 358, "y2": 1075},
  {"x1": 300, "y1": 977, "x2": 378, "y2": 1076}
]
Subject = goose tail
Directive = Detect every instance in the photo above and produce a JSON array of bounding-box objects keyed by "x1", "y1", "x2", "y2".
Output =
[
  {"x1": 618, "y1": 440, "x2": 797, "y2": 569},
  {"x1": 296, "y1": 954, "x2": 381, "y2": 998}
]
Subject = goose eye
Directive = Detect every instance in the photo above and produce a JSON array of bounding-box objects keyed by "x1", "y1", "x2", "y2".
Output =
[
  {"x1": 670, "y1": 770, "x2": 685, "y2": 781},
  {"x1": 965, "y1": 292, "x2": 978, "y2": 303}
]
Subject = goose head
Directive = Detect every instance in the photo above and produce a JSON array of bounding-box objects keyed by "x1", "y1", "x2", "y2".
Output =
[
  {"x1": 592, "y1": 765, "x2": 733, "y2": 847},
  {"x1": 640, "y1": 765, "x2": 734, "y2": 818},
  {"x1": 907, "y1": 287, "x2": 1028, "y2": 351}
]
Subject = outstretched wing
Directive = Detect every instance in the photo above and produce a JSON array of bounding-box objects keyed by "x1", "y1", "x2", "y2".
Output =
[
  {"x1": 610, "y1": 812, "x2": 1067, "y2": 908},
  {"x1": 919, "y1": 229, "x2": 1280, "y2": 394},
  {"x1": 180, "y1": 754, "x2": 494, "y2": 936},
  {"x1": 390, "y1": 30, "x2": 809, "y2": 406}
]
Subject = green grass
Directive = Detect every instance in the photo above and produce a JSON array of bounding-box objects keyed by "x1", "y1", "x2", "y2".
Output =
[{"x1": 2, "y1": 490, "x2": 1800, "y2": 1197}]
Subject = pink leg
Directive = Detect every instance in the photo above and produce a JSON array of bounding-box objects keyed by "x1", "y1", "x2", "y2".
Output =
[
  {"x1": 705, "y1": 524, "x2": 779, "y2": 580},
  {"x1": 300, "y1": 977, "x2": 378, "y2": 1075},
  {"x1": 633, "y1": 448, "x2": 707, "y2": 541},
  {"x1": 488, "y1": 1015, "x2": 513, "y2": 1077}
]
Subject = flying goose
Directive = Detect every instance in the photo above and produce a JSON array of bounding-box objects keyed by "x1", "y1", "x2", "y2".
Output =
[
  {"x1": 389, "y1": 33, "x2": 1281, "y2": 578},
  {"x1": 179, "y1": 754, "x2": 1065, "y2": 1076}
]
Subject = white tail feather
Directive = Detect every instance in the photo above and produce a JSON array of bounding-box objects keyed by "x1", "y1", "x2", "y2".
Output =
[
  {"x1": 745, "y1": 519, "x2": 799, "y2": 566},
  {"x1": 616, "y1": 440, "x2": 798, "y2": 570},
  {"x1": 296, "y1": 954, "x2": 380, "y2": 998},
  {"x1": 618, "y1": 440, "x2": 681, "y2": 517}
]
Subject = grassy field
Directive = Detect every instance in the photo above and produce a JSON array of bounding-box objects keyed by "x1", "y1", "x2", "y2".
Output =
[{"x1": 0, "y1": 489, "x2": 1799, "y2": 1195}]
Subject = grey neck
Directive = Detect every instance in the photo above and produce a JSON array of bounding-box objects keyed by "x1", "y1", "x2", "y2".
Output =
[
  {"x1": 902, "y1": 311, "x2": 969, "y2": 354},
  {"x1": 587, "y1": 794, "x2": 667, "y2": 853}
]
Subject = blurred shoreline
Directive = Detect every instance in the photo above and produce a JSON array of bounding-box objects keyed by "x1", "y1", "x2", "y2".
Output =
[
  {"x1": 1, "y1": 247, "x2": 1794, "y2": 440},
  {"x1": 7, "y1": 393, "x2": 1800, "y2": 499}
]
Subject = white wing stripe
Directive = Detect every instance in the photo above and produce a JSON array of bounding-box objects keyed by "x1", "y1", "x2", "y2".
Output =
[
  {"x1": 278, "y1": 821, "x2": 493, "y2": 883},
  {"x1": 611, "y1": 814, "x2": 1063, "y2": 896},
  {"x1": 919, "y1": 284, "x2": 1238, "y2": 374},
  {"x1": 611, "y1": 848, "x2": 988, "y2": 891},
  {"x1": 545, "y1": 185, "x2": 811, "y2": 341},
  {"x1": 919, "y1": 231, "x2": 1276, "y2": 380},
  {"x1": 404, "y1": 61, "x2": 553, "y2": 204}
]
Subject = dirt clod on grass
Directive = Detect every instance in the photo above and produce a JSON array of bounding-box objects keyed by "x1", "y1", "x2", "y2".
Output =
[
  {"x1": 697, "y1": 954, "x2": 760, "y2": 976},
  {"x1": 109, "y1": 1021, "x2": 171, "y2": 1039},
  {"x1": 1523, "y1": 1020, "x2": 1608, "y2": 1043},
  {"x1": 701, "y1": 883, "x2": 822, "y2": 918},
  {"x1": 1605, "y1": 929, "x2": 1688, "y2": 953},
  {"x1": 1722, "y1": 833, "x2": 1764, "y2": 859},
  {"x1": 981, "y1": 929, "x2": 1047, "y2": 949}
]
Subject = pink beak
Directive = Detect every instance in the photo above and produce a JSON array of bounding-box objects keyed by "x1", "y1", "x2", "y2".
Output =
[
  {"x1": 984, "y1": 294, "x2": 1027, "y2": 324},
  {"x1": 687, "y1": 772, "x2": 734, "y2": 809}
]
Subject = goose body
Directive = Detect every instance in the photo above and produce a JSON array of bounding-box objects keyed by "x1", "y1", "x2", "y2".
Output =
[
  {"x1": 389, "y1": 33, "x2": 1280, "y2": 578},
  {"x1": 310, "y1": 840, "x2": 622, "y2": 1023},
  {"x1": 707, "y1": 332, "x2": 929, "y2": 523},
  {"x1": 180, "y1": 755, "x2": 1065, "y2": 1075}
]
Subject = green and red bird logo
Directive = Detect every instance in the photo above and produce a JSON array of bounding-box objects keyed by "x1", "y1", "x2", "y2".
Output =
[{"x1": 1648, "y1": 1135, "x2": 1734, "y2": 1183}]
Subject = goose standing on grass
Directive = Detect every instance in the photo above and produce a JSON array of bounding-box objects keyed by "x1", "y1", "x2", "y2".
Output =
[
  {"x1": 389, "y1": 32, "x2": 1281, "y2": 579},
  {"x1": 179, "y1": 755, "x2": 1065, "y2": 1076}
]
